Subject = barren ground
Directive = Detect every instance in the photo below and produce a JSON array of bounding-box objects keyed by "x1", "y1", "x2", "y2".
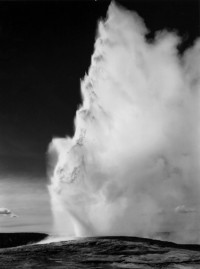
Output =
[{"x1": 0, "y1": 234, "x2": 200, "y2": 268}]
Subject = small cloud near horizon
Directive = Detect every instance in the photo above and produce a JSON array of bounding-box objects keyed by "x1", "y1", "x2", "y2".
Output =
[{"x1": 0, "y1": 207, "x2": 18, "y2": 218}]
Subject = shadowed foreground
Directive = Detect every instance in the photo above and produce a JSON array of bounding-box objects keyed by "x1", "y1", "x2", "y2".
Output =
[
  {"x1": 0, "y1": 233, "x2": 48, "y2": 248},
  {"x1": 1, "y1": 235, "x2": 200, "y2": 268}
]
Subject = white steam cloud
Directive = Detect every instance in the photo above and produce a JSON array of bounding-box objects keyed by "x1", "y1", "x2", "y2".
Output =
[{"x1": 48, "y1": 3, "x2": 200, "y2": 243}]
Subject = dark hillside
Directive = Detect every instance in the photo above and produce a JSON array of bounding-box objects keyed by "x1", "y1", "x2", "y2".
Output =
[
  {"x1": 0, "y1": 233, "x2": 48, "y2": 248},
  {"x1": 0, "y1": 235, "x2": 200, "y2": 268}
]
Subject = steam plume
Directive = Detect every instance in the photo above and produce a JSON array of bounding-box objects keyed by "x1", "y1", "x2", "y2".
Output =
[{"x1": 48, "y1": 2, "x2": 200, "y2": 243}]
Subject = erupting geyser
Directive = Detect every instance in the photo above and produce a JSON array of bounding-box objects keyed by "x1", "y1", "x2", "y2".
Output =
[{"x1": 48, "y1": 2, "x2": 200, "y2": 243}]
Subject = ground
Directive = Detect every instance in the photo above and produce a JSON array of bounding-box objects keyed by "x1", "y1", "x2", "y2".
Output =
[{"x1": 0, "y1": 234, "x2": 200, "y2": 268}]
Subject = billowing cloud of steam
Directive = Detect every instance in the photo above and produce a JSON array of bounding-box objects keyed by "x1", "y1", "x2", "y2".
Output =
[{"x1": 48, "y1": 2, "x2": 200, "y2": 243}]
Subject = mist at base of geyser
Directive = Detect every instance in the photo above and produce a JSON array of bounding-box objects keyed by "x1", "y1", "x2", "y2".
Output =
[{"x1": 47, "y1": 2, "x2": 200, "y2": 244}]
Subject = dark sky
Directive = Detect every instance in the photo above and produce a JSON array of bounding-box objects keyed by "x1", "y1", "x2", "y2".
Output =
[{"x1": 0, "y1": 0, "x2": 199, "y2": 176}]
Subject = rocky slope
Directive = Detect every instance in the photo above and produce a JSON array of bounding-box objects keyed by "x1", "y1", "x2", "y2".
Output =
[{"x1": 0, "y1": 234, "x2": 200, "y2": 268}]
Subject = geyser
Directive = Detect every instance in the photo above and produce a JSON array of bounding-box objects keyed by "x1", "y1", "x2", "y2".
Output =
[{"x1": 48, "y1": 2, "x2": 200, "y2": 243}]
